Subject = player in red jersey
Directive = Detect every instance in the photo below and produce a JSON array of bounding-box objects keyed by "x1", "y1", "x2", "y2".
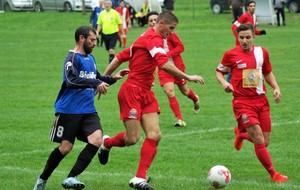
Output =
[
  {"x1": 147, "y1": 11, "x2": 200, "y2": 127},
  {"x1": 115, "y1": 0, "x2": 130, "y2": 48},
  {"x1": 232, "y1": 1, "x2": 266, "y2": 46},
  {"x1": 216, "y1": 23, "x2": 288, "y2": 183},
  {"x1": 98, "y1": 11, "x2": 205, "y2": 190}
]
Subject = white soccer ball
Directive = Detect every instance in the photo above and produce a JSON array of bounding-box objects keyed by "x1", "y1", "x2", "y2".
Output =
[{"x1": 207, "y1": 165, "x2": 231, "y2": 189}]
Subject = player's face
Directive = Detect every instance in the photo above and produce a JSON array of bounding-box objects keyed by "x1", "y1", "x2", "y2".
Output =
[
  {"x1": 238, "y1": 29, "x2": 254, "y2": 52},
  {"x1": 247, "y1": 3, "x2": 256, "y2": 14},
  {"x1": 158, "y1": 20, "x2": 177, "y2": 39},
  {"x1": 83, "y1": 32, "x2": 97, "y2": 54},
  {"x1": 148, "y1": 15, "x2": 158, "y2": 27}
]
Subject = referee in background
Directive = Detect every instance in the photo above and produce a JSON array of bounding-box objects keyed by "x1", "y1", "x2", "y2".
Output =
[{"x1": 97, "y1": 0, "x2": 125, "y2": 63}]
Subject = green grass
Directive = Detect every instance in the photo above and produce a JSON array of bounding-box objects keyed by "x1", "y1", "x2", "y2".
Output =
[{"x1": 1, "y1": 1, "x2": 300, "y2": 189}]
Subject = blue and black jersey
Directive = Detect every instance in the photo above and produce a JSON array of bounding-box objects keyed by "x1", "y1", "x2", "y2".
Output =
[{"x1": 55, "y1": 51, "x2": 116, "y2": 114}]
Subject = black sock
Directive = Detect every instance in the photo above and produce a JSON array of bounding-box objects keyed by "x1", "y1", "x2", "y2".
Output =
[
  {"x1": 67, "y1": 144, "x2": 98, "y2": 177},
  {"x1": 109, "y1": 54, "x2": 115, "y2": 64},
  {"x1": 40, "y1": 147, "x2": 64, "y2": 180}
]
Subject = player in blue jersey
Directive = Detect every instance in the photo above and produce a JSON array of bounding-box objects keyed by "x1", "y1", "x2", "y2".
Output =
[{"x1": 33, "y1": 26, "x2": 129, "y2": 190}]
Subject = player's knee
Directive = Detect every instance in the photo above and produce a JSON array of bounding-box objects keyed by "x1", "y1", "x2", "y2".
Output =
[
  {"x1": 59, "y1": 142, "x2": 73, "y2": 155},
  {"x1": 164, "y1": 89, "x2": 175, "y2": 96},
  {"x1": 125, "y1": 135, "x2": 140, "y2": 146},
  {"x1": 147, "y1": 130, "x2": 162, "y2": 141}
]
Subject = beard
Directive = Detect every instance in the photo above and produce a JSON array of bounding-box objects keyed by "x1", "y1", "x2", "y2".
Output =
[{"x1": 83, "y1": 41, "x2": 93, "y2": 54}]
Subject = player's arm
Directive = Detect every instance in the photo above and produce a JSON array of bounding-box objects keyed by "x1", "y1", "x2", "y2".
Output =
[
  {"x1": 264, "y1": 71, "x2": 281, "y2": 103},
  {"x1": 216, "y1": 70, "x2": 233, "y2": 93},
  {"x1": 167, "y1": 33, "x2": 184, "y2": 58},
  {"x1": 160, "y1": 61, "x2": 204, "y2": 84},
  {"x1": 104, "y1": 48, "x2": 131, "y2": 75}
]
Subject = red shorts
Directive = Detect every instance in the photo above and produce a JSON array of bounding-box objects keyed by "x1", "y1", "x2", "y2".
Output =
[
  {"x1": 232, "y1": 95, "x2": 271, "y2": 132},
  {"x1": 158, "y1": 64, "x2": 186, "y2": 86},
  {"x1": 118, "y1": 81, "x2": 160, "y2": 121}
]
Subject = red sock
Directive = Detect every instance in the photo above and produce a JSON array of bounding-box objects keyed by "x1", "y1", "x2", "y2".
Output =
[
  {"x1": 168, "y1": 96, "x2": 182, "y2": 120},
  {"x1": 136, "y1": 138, "x2": 158, "y2": 179},
  {"x1": 123, "y1": 37, "x2": 127, "y2": 47},
  {"x1": 104, "y1": 132, "x2": 126, "y2": 149},
  {"x1": 187, "y1": 89, "x2": 198, "y2": 103},
  {"x1": 240, "y1": 132, "x2": 253, "y2": 142},
  {"x1": 254, "y1": 144, "x2": 276, "y2": 177}
]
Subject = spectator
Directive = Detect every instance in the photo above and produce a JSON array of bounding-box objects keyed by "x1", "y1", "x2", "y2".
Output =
[
  {"x1": 273, "y1": 0, "x2": 286, "y2": 26},
  {"x1": 164, "y1": 0, "x2": 175, "y2": 12},
  {"x1": 137, "y1": 0, "x2": 150, "y2": 27},
  {"x1": 229, "y1": 0, "x2": 244, "y2": 23},
  {"x1": 111, "y1": 0, "x2": 120, "y2": 8}
]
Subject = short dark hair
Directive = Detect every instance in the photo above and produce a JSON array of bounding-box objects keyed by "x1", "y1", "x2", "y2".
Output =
[
  {"x1": 157, "y1": 10, "x2": 178, "y2": 24},
  {"x1": 146, "y1": 11, "x2": 159, "y2": 22},
  {"x1": 236, "y1": 23, "x2": 254, "y2": 35},
  {"x1": 247, "y1": 1, "x2": 256, "y2": 6},
  {"x1": 75, "y1": 26, "x2": 96, "y2": 42}
]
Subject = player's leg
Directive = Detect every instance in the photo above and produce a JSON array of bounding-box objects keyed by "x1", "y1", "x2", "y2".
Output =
[
  {"x1": 122, "y1": 28, "x2": 127, "y2": 48},
  {"x1": 246, "y1": 124, "x2": 288, "y2": 182},
  {"x1": 99, "y1": 82, "x2": 143, "y2": 165},
  {"x1": 34, "y1": 114, "x2": 77, "y2": 190},
  {"x1": 159, "y1": 70, "x2": 185, "y2": 126},
  {"x1": 178, "y1": 82, "x2": 200, "y2": 114},
  {"x1": 129, "y1": 112, "x2": 160, "y2": 190},
  {"x1": 162, "y1": 82, "x2": 183, "y2": 120},
  {"x1": 63, "y1": 114, "x2": 102, "y2": 189}
]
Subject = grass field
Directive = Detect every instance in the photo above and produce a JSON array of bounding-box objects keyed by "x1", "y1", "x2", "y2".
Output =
[{"x1": 0, "y1": 1, "x2": 300, "y2": 189}]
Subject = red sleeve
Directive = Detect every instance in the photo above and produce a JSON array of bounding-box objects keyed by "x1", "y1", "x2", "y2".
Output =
[
  {"x1": 149, "y1": 36, "x2": 168, "y2": 69},
  {"x1": 116, "y1": 47, "x2": 131, "y2": 62},
  {"x1": 232, "y1": 14, "x2": 247, "y2": 37},
  {"x1": 255, "y1": 28, "x2": 262, "y2": 35},
  {"x1": 216, "y1": 50, "x2": 232, "y2": 74},
  {"x1": 167, "y1": 33, "x2": 184, "y2": 58}
]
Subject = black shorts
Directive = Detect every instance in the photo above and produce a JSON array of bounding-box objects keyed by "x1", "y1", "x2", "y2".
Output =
[
  {"x1": 103, "y1": 32, "x2": 118, "y2": 51},
  {"x1": 49, "y1": 113, "x2": 102, "y2": 144}
]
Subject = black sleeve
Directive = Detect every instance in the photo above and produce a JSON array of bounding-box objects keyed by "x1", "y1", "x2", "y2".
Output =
[{"x1": 96, "y1": 71, "x2": 117, "y2": 85}]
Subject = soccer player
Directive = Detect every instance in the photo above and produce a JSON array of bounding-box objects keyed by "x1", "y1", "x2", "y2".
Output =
[
  {"x1": 232, "y1": 1, "x2": 266, "y2": 46},
  {"x1": 147, "y1": 11, "x2": 201, "y2": 127},
  {"x1": 90, "y1": 0, "x2": 104, "y2": 47},
  {"x1": 216, "y1": 23, "x2": 288, "y2": 183},
  {"x1": 96, "y1": 0, "x2": 125, "y2": 63},
  {"x1": 98, "y1": 11, "x2": 205, "y2": 190},
  {"x1": 115, "y1": 0, "x2": 131, "y2": 48},
  {"x1": 33, "y1": 26, "x2": 129, "y2": 190}
]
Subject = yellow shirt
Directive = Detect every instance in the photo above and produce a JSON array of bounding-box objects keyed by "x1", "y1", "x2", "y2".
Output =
[{"x1": 97, "y1": 9, "x2": 122, "y2": 35}]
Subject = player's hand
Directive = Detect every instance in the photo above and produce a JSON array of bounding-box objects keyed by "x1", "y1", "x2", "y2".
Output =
[
  {"x1": 260, "y1": 30, "x2": 266, "y2": 35},
  {"x1": 223, "y1": 82, "x2": 234, "y2": 93},
  {"x1": 187, "y1": 75, "x2": 205, "y2": 84},
  {"x1": 273, "y1": 88, "x2": 281, "y2": 103},
  {"x1": 121, "y1": 34, "x2": 126, "y2": 38},
  {"x1": 113, "y1": 69, "x2": 130, "y2": 80},
  {"x1": 96, "y1": 82, "x2": 109, "y2": 95}
]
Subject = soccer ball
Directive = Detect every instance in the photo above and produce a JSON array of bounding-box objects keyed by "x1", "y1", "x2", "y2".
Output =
[{"x1": 207, "y1": 165, "x2": 231, "y2": 189}]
